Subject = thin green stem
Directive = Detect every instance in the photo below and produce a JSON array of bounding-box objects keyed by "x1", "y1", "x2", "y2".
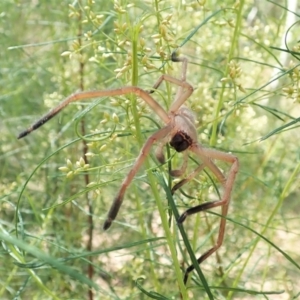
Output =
[
  {"x1": 210, "y1": 1, "x2": 245, "y2": 146},
  {"x1": 155, "y1": 173, "x2": 214, "y2": 299},
  {"x1": 129, "y1": 25, "x2": 161, "y2": 292},
  {"x1": 0, "y1": 227, "x2": 99, "y2": 299},
  {"x1": 129, "y1": 24, "x2": 188, "y2": 299}
]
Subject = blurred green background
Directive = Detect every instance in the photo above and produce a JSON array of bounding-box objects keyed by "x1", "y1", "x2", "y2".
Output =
[{"x1": 1, "y1": 0, "x2": 300, "y2": 299}]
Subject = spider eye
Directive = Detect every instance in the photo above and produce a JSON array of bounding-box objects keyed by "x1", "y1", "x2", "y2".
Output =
[{"x1": 170, "y1": 131, "x2": 192, "y2": 152}]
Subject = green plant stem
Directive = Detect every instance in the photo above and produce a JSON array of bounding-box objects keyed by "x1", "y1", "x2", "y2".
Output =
[
  {"x1": 130, "y1": 25, "x2": 188, "y2": 299},
  {"x1": 156, "y1": 173, "x2": 214, "y2": 299},
  {"x1": 0, "y1": 228, "x2": 85, "y2": 300},
  {"x1": 129, "y1": 25, "x2": 161, "y2": 294},
  {"x1": 210, "y1": 1, "x2": 245, "y2": 147}
]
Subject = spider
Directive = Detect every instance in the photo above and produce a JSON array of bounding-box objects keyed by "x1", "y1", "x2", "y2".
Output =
[{"x1": 18, "y1": 51, "x2": 239, "y2": 284}]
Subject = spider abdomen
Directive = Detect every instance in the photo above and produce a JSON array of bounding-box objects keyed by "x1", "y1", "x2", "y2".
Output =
[{"x1": 170, "y1": 131, "x2": 193, "y2": 152}]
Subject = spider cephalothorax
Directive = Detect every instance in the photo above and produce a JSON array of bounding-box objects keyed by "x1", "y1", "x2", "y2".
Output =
[{"x1": 18, "y1": 51, "x2": 239, "y2": 284}]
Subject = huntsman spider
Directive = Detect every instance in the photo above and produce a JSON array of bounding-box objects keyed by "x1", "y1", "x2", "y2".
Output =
[{"x1": 18, "y1": 51, "x2": 239, "y2": 284}]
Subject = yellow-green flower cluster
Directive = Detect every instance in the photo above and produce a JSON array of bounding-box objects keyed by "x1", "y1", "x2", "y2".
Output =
[{"x1": 59, "y1": 158, "x2": 90, "y2": 179}]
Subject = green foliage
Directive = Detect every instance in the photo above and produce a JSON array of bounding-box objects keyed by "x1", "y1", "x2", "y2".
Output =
[{"x1": 1, "y1": 0, "x2": 300, "y2": 299}]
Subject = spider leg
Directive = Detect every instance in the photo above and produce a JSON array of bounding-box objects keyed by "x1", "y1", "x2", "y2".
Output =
[
  {"x1": 169, "y1": 151, "x2": 189, "y2": 177},
  {"x1": 155, "y1": 140, "x2": 189, "y2": 177},
  {"x1": 178, "y1": 144, "x2": 239, "y2": 284},
  {"x1": 148, "y1": 53, "x2": 193, "y2": 114},
  {"x1": 169, "y1": 53, "x2": 188, "y2": 112},
  {"x1": 149, "y1": 73, "x2": 193, "y2": 113},
  {"x1": 18, "y1": 87, "x2": 170, "y2": 138},
  {"x1": 155, "y1": 137, "x2": 169, "y2": 164},
  {"x1": 103, "y1": 124, "x2": 173, "y2": 230},
  {"x1": 149, "y1": 52, "x2": 188, "y2": 93},
  {"x1": 171, "y1": 52, "x2": 188, "y2": 82},
  {"x1": 171, "y1": 162, "x2": 205, "y2": 194}
]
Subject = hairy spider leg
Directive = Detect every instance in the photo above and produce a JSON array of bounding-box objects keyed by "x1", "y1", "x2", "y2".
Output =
[
  {"x1": 169, "y1": 151, "x2": 189, "y2": 177},
  {"x1": 151, "y1": 74, "x2": 193, "y2": 114},
  {"x1": 103, "y1": 124, "x2": 173, "y2": 230},
  {"x1": 149, "y1": 53, "x2": 192, "y2": 115},
  {"x1": 177, "y1": 144, "x2": 239, "y2": 284},
  {"x1": 18, "y1": 87, "x2": 170, "y2": 139},
  {"x1": 169, "y1": 53, "x2": 189, "y2": 113},
  {"x1": 171, "y1": 162, "x2": 205, "y2": 193},
  {"x1": 171, "y1": 51, "x2": 188, "y2": 82}
]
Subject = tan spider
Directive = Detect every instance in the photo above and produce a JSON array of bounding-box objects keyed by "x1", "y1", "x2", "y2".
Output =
[{"x1": 18, "y1": 52, "x2": 239, "y2": 284}]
